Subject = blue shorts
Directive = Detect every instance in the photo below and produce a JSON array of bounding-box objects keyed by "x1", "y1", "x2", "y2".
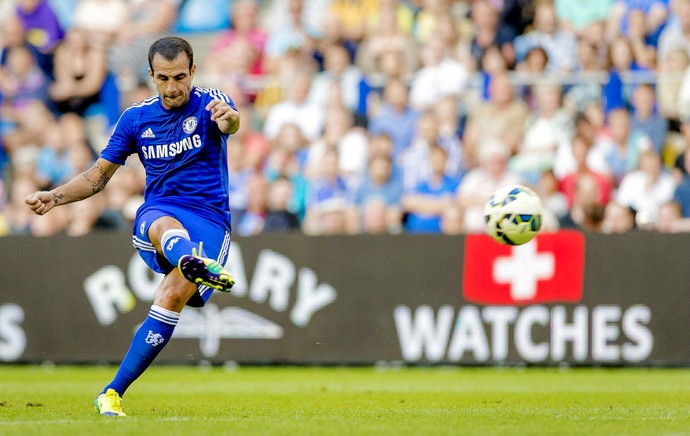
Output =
[{"x1": 132, "y1": 204, "x2": 232, "y2": 307}]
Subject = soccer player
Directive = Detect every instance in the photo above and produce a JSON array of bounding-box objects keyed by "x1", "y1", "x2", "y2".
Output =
[{"x1": 25, "y1": 36, "x2": 240, "y2": 416}]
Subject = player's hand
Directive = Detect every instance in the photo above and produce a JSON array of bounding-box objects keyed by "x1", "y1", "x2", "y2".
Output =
[
  {"x1": 25, "y1": 191, "x2": 57, "y2": 216},
  {"x1": 205, "y1": 99, "x2": 240, "y2": 134}
]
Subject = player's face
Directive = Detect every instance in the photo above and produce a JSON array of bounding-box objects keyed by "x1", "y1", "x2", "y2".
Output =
[{"x1": 149, "y1": 52, "x2": 196, "y2": 109}]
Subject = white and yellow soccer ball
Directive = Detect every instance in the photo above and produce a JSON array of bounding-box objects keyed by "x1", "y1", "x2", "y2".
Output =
[{"x1": 484, "y1": 185, "x2": 543, "y2": 246}]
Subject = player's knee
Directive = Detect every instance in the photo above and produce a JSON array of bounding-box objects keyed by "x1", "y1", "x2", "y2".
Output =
[{"x1": 154, "y1": 280, "x2": 197, "y2": 311}]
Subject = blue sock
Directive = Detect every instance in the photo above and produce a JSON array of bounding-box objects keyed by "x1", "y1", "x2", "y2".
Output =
[
  {"x1": 103, "y1": 305, "x2": 180, "y2": 396},
  {"x1": 161, "y1": 229, "x2": 199, "y2": 266}
]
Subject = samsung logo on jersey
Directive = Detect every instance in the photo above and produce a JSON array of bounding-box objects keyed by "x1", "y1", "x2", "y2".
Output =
[{"x1": 141, "y1": 134, "x2": 202, "y2": 160}]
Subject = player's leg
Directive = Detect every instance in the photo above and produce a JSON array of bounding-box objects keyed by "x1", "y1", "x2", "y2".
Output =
[
  {"x1": 95, "y1": 271, "x2": 197, "y2": 416},
  {"x1": 96, "y1": 211, "x2": 232, "y2": 415},
  {"x1": 149, "y1": 216, "x2": 234, "y2": 292}
]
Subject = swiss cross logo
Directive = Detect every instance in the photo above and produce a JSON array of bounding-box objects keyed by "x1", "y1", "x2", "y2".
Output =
[{"x1": 462, "y1": 231, "x2": 585, "y2": 305}]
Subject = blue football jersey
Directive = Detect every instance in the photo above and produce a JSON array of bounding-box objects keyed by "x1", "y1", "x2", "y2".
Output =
[{"x1": 100, "y1": 87, "x2": 236, "y2": 226}]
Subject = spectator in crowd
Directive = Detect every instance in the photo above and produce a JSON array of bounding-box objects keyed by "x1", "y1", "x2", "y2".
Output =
[
  {"x1": 35, "y1": 113, "x2": 93, "y2": 188},
  {"x1": 235, "y1": 172, "x2": 269, "y2": 236},
  {"x1": 354, "y1": 154, "x2": 403, "y2": 232},
  {"x1": 602, "y1": 200, "x2": 636, "y2": 233},
  {"x1": 70, "y1": 0, "x2": 128, "y2": 44},
  {"x1": 435, "y1": 95, "x2": 464, "y2": 152},
  {"x1": 630, "y1": 83, "x2": 669, "y2": 152},
  {"x1": 103, "y1": 0, "x2": 180, "y2": 82},
  {"x1": 264, "y1": 176, "x2": 301, "y2": 232},
  {"x1": 366, "y1": 0, "x2": 415, "y2": 36},
  {"x1": 0, "y1": 45, "x2": 50, "y2": 108},
  {"x1": 625, "y1": 7, "x2": 658, "y2": 69},
  {"x1": 356, "y1": 1, "x2": 417, "y2": 79},
  {"x1": 400, "y1": 111, "x2": 461, "y2": 192},
  {"x1": 673, "y1": 147, "x2": 690, "y2": 216},
  {"x1": 205, "y1": 38, "x2": 262, "y2": 103},
  {"x1": 563, "y1": 39, "x2": 604, "y2": 114},
  {"x1": 603, "y1": 36, "x2": 650, "y2": 113},
  {"x1": 657, "y1": 0, "x2": 690, "y2": 63},
  {"x1": 1, "y1": 14, "x2": 37, "y2": 67},
  {"x1": 360, "y1": 198, "x2": 391, "y2": 234},
  {"x1": 367, "y1": 78, "x2": 420, "y2": 159},
  {"x1": 2, "y1": 99, "x2": 55, "y2": 161},
  {"x1": 608, "y1": 0, "x2": 670, "y2": 46},
  {"x1": 433, "y1": 12, "x2": 470, "y2": 67},
  {"x1": 308, "y1": 44, "x2": 364, "y2": 114},
  {"x1": 49, "y1": 28, "x2": 108, "y2": 116},
  {"x1": 308, "y1": 12, "x2": 358, "y2": 74},
  {"x1": 409, "y1": 36, "x2": 469, "y2": 111},
  {"x1": 537, "y1": 168, "x2": 569, "y2": 223},
  {"x1": 328, "y1": 0, "x2": 377, "y2": 43},
  {"x1": 264, "y1": 123, "x2": 309, "y2": 221},
  {"x1": 28, "y1": 197, "x2": 70, "y2": 236},
  {"x1": 263, "y1": 0, "x2": 319, "y2": 74},
  {"x1": 173, "y1": 0, "x2": 230, "y2": 33},
  {"x1": 588, "y1": 108, "x2": 653, "y2": 184},
  {"x1": 555, "y1": 0, "x2": 613, "y2": 38},
  {"x1": 658, "y1": 47, "x2": 689, "y2": 121},
  {"x1": 3, "y1": 175, "x2": 41, "y2": 235},
  {"x1": 672, "y1": 114, "x2": 690, "y2": 175},
  {"x1": 440, "y1": 203, "x2": 464, "y2": 235},
  {"x1": 414, "y1": 0, "x2": 453, "y2": 44},
  {"x1": 205, "y1": 0, "x2": 268, "y2": 79},
  {"x1": 512, "y1": 82, "x2": 572, "y2": 185},
  {"x1": 515, "y1": 46, "x2": 549, "y2": 77},
  {"x1": 401, "y1": 145, "x2": 459, "y2": 233},
  {"x1": 14, "y1": 0, "x2": 64, "y2": 75},
  {"x1": 560, "y1": 172, "x2": 607, "y2": 231},
  {"x1": 616, "y1": 147, "x2": 676, "y2": 226},
  {"x1": 263, "y1": 70, "x2": 324, "y2": 142},
  {"x1": 305, "y1": 104, "x2": 368, "y2": 190},
  {"x1": 558, "y1": 134, "x2": 614, "y2": 209},
  {"x1": 359, "y1": 51, "x2": 410, "y2": 118},
  {"x1": 469, "y1": 0, "x2": 516, "y2": 71},
  {"x1": 463, "y1": 72, "x2": 529, "y2": 165},
  {"x1": 267, "y1": 123, "x2": 308, "y2": 176},
  {"x1": 227, "y1": 105, "x2": 270, "y2": 173},
  {"x1": 303, "y1": 148, "x2": 354, "y2": 234},
  {"x1": 655, "y1": 199, "x2": 690, "y2": 232},
  {"x1": 65, "y1": 193, "x2": 121, "y2": 236},
  {"x1": 496, "y1": 0, "x2": 533, "y2": 39},
  {"x1": 457, "y1": 139, "x2": 522, "y2": 233},
  {"x1": 514, "y1": 2, "x2": 578, "y2": 72},
  {"x1": 227, "y1": 141, "x2": 254, "y2": 223},
  {"x1": 100, "y1": 166, "x2": 142, "y2": 231}
]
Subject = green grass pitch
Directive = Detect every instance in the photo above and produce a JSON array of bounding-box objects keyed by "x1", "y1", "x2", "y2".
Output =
[{"x1": 0, "y1": 366, "x2": 689, "y2": 435}]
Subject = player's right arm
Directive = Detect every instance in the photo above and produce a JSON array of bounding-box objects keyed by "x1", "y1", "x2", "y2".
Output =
[{"x1": 26, "y1": 158, "x2": 120, "y2": 215}]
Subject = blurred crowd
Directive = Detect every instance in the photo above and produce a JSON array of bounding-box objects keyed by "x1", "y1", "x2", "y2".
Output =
[{"x1": 3, "y1": 0, "x2": 690, "y2": 237}]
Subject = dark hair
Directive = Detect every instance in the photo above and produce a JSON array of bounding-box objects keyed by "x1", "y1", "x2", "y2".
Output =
[{"x1": 148, "y1": 36, "x2": 193, "y2": 72}]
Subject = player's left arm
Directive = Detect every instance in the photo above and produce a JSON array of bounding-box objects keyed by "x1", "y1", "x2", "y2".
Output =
[{"x1": 206, "y1": 99, "x2": 240, "y2": 135}]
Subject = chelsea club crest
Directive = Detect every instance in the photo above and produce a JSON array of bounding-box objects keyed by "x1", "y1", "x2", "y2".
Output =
[{"x1": 182, "y1": 116, "x2": 197, "y2": 134}]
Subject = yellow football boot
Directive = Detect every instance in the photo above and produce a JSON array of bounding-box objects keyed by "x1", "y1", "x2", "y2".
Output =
[{"x1": 94, "y1": 389, "x2": 126, "y2": 416}]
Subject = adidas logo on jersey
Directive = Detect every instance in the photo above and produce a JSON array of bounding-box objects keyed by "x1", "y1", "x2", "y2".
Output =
[{"x1": 141, "y1": 128, "x2": 155, "y2": 138}]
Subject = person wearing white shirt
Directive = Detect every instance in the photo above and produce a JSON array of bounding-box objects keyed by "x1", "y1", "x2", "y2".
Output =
[
  {"x1": 409, "y1": 37, "x2": 469, "y2": 110},
  {"x1": 263, "y1": 70, "x2": 325, "y2": 141},
  {"x1": 616, "y1": 148, "x2": 677, "y2": 226}
]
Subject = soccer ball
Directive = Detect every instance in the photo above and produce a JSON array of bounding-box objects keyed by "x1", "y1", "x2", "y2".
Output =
[{"x1": 484, "y1": 185, "x2": 543, "y2": 246}]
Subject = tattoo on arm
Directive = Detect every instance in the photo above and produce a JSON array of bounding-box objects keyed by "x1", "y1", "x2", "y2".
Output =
[
  {"x1": 81, "y1": 161, "x2": 111, "y2": 194},
  {"x1": 53, "y1": 192, "x2": 64, "y2": 205}
]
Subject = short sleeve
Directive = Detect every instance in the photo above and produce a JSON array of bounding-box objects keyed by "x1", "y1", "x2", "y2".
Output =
[
  {"x1": 207, "y1": 89, "x2": 238, "y2": 112},
  {"x1": 100, "y1": 108, "x2": 137, "y2": 165}
]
